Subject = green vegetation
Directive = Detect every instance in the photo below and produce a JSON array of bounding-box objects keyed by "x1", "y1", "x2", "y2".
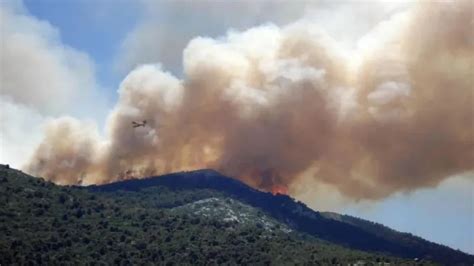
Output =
[{"x1": 0, "y1": 166, "x2": 431, "y2": 265}]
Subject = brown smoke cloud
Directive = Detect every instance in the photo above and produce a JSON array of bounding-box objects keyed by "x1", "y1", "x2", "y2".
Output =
[{"x1": 26, "y1": 1, "x2": 473, "y2": 199}]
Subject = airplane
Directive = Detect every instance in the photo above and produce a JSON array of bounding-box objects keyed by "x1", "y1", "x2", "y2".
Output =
[{"x1": 132, "y1": 120, "x2": 147, "y2": 128}]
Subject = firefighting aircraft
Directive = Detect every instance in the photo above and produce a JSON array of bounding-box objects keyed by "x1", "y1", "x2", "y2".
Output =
[{"x1": 132, "y1": 120, "x2": 147, "y2": 128}]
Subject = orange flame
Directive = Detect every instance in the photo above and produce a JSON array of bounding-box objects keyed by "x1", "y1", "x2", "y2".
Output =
[{"x1": 271, "y1": 184, "x2": 288, "y2": 195}]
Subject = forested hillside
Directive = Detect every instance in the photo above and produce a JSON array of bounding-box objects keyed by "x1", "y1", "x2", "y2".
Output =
[
  {"x1": 92, "y1": 169, "x2": 473, "y2": 265},
  {"x1": 0, "y1": 165, "x2": 420, "y2": 265}
]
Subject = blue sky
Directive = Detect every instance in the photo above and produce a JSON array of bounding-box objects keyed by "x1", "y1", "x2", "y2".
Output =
[
  {"x1": 24, "y1": 0, "x2": 141, "y2": 100},
  {"x1": 2, "y1": 0, "x2": 472, "y2": 254}
]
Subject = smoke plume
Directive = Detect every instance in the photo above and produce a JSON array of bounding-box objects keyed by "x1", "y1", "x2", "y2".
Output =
[{"x1": 26, "y1": 1, "x2": 473, "y2": 199}]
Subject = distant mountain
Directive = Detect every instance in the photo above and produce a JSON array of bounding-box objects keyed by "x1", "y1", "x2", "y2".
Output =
[{"x1": 90, "y1": 169, "x2": 474, "y2": 265}]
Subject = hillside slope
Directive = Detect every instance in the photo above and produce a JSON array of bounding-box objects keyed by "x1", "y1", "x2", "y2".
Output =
[
  {"x1": 1, "y1": 165, "x2": 416, "y2": 265},
  {"x1": 91, "y1": 169, "x2": 474, "y2": 265}
]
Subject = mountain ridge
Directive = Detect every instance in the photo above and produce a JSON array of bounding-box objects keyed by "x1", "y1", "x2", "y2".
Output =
[
  {"x1": 1, "y1": 165, "x2": 472, "y2": 264},
  {"x1": 89, "y1": 169, "x2": 474, "y2": 264},
  {"x1": 1, "y1": 165, "x2": 417, "y2": 265}
]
